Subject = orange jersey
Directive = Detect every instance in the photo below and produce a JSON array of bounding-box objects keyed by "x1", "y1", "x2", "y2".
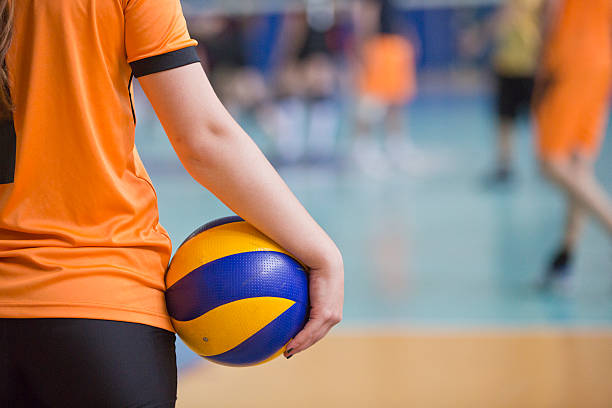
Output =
[
  {"x1": 359, "y1": 34, "x2": 416, "y2": 105},
  {"x1": 534, "y1": 0, "x2": 612, "y2": 159},
  {"x1": 540, "y1": 0, "x2": 612, "y2": 76},
  {"x1": 0, "y1": 0, "x2": 198, "y2": 331},
  {"x1": 534, "y1": 73, "x2": 610, "y2": 159}
]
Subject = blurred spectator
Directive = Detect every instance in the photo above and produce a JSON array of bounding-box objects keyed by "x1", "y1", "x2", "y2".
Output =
[
  {"x1": 190, "y1": 15, "x2": 272, "y2": 122},
  {"x1": 271, "y1": 1, "x2": 347, "y2": 165}
]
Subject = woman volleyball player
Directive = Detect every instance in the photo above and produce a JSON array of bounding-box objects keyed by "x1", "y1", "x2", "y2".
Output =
[{"x1": 0, "y1": 1, "x2": 344, "y2": 406}]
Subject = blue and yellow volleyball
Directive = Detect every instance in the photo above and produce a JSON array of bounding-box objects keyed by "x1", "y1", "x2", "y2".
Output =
[{"x1": 165, "y1": 216, "x2": 309, "y2": 367}]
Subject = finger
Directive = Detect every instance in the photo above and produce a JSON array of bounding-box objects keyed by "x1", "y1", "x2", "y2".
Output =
[
  {"x1": 283, "y1": 321, "x2": 325, "y2": 358},
  {"x1": 284, "y1": 317, "x2": 333, "y2": 358}
]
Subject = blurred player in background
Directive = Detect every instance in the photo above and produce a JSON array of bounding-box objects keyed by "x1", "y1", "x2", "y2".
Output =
[
  {"x1": 534, "y1": 0, "x2": 612, "y2": 288},
  {"x1": 190, "y1": 15, "x2": 272, "y2": 124},
  {"x1": 352, "y1": 0, "x2": 418, "y2": 177},
  {"x1": 273, "y1": 2, "x2": 345, "y2": 165},
  {"x1": 486, "y1": 0, "x2": 543, "y2": 184}
]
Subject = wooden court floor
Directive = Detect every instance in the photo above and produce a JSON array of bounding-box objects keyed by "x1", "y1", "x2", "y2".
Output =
[{"x1": 177, "y1": 329, "x2": 612, "y2": 408}]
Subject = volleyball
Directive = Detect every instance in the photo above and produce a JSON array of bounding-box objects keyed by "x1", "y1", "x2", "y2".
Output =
[{"x1": 165, "y1": 216, "x2": 309, "y2": 367}]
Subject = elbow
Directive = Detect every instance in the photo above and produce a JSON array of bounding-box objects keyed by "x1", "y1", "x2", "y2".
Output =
[{"x1": 174, "y1": 119, "x2": 237, "y2": 167}]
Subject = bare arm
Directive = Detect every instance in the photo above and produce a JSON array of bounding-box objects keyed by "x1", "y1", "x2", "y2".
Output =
[{"x1": 138, "y1": 62, "x2": 343, "y2": 357}]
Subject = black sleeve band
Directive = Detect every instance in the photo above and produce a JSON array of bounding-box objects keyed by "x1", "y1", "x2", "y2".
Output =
[
  {"x1": 130, "y1": 46, "x2": 200, "y2": 78},
  {"x1": 0, "y1": 119, "x2": 16, "y2": 184}
]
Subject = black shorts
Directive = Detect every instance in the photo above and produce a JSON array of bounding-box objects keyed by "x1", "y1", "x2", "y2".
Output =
[
  {"x1": 495, "y1": 74, "x2": 535, "y2": 120},
  {"x1": 0, "y1": 318, "x2": 177, "y2": 408}
]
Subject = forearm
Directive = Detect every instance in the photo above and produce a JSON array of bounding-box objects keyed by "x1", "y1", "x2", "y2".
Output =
[
  {"x1": 181, "y1": 124, "x2": 341, "y2": 270},
  {"x1": 140, "y1": 63, "x2": 341, "y2": 270}
]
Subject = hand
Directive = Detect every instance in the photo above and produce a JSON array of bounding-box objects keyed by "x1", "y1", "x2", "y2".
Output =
[{"x1": 284, "y1": 257, "x2": 344, "y2": 358}]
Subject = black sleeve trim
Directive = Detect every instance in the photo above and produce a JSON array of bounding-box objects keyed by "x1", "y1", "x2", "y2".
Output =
[
  {"x1": 130, "y1": 46, "x2": 200, "y2": 78},
  {"x1": 127, "y1": 73, "x2": 136, "y2": 125},
  {"x1": 0, "y1": 119, "x2": 16, "y2": 184}
]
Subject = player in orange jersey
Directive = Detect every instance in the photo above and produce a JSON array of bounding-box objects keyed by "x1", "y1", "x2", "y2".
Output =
[
  {"x1": 534, "y1": 0, "x2": 612, "y2": 288},
  {"x1": 352, "y1": 0, "x2": 419, "y2": 176},
  {"x1": 0, "y1": 0, "x2": 343, "y2": 405}
]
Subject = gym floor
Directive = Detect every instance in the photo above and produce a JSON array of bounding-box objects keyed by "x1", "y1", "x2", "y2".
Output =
[{"x1": 134, "y1": 87, "x2": 612, "y2": 407}]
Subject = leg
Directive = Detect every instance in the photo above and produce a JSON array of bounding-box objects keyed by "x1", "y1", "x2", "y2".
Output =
[
  {"x1": 542, "y1": 196, "x2": 583, "y2": 279},
  {"x1": 271, "y1": 63, "x2": 307, "y2": 164},
  {"x1": 306, "y1": 97, "x2": 339, "y2": 161},
  {"x1": 560, "y1": 155, "x2": 595, "y2": 249},
  {"x1": 540, "y1": 156, "x2": 612, "y2": 238},
  {"x1": 488, "y1": 74, "x2": 520, "y2": 183},
  {"x1": 352, "y1": 96, "x2": 390, "y2": 177},
  {"x1": 384, "y1": 105, "x2": 423, "y2": 172},
  {"x1": 497, "y1": 118, "x2": 514, "y2": 176},
  {"x1": 0, "y1": 319, "x2": 45, "y2": 407},
  {"x1": 304, "y1": 55, "x2": 339, "y2": 162},
  {"x1": 484, "y1": 118, "x2": 514, "y2": 185},
  {"x1": 543, "y1": 157, "x2": 589, "y2": 282},
  {"x1": 384, "y1": 105, "x2": 405, "y2": 140},
  {"x1": 561, "y1": 196, "x2": 585, "y2": 250},
  {"x1": 272, "y1": 97, "x2": 307, "y2": 164},
  {"x1": 15, "y1": 318, "x2": 177, "y2": 408},
  {"x1": 538, "y1": 155, "x2": 612, "y2": 288}
]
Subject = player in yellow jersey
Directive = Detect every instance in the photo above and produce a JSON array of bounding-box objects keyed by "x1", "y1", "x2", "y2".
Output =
[
  {"x1": 534, "y1": 0, "x2": 612, "y2": 288},
  {"x1": 486, "y1": 0, "x2": 544, "y2": 184},
  {"x1": 0, "y1": 0, "x2": 343, "y2": 405}
]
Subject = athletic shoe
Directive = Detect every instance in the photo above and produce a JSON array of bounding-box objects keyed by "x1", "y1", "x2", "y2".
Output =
[
  {"x1": 538, "y1": 248, "x2": 573, "y2": 292},
  {"x1": 483, "y1": 167, "x2": 513, "y2": 187}
]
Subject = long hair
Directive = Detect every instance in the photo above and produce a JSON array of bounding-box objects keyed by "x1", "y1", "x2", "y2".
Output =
[{"x1": 0, "y1": 0, "x2": 13, "y2": 119}]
